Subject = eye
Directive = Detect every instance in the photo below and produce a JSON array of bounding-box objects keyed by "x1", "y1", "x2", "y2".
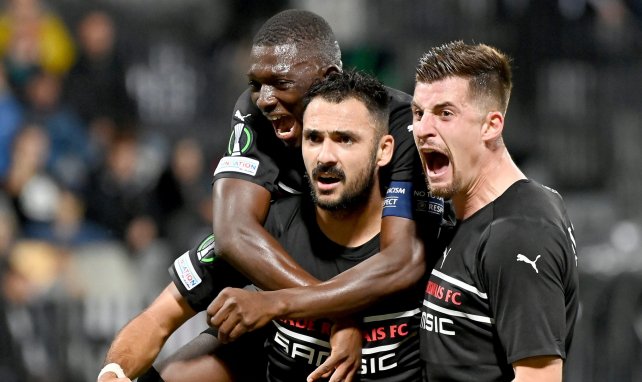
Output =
[
  {"x1": 337, "y1": 134, "x2": 354, "y2": 145},
  {"x1": 341, "y1": 136, "x2": 353, "y2": 144},
  {"x1": 440, "y1": 109, "x2": 454, "y2": 119},
  {"x1": 248, "y1": 80, "x2": 260, "y2": 91},
  {"x1": 304, "y1": 131, "x2": 322, "y2": 144},
  {"x1": 412, "y1": 107, "x2": 424, "y2": 121},
  {"x1": 273, "y1": 79, "x2": 293, "y2": 90}
]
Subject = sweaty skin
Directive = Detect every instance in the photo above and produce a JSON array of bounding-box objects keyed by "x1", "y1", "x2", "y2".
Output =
[{"x1": 213, "y1": 43, "x2": 425, "y2": 319}]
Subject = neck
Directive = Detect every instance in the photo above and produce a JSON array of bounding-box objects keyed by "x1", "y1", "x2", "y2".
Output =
[
  {"x1": 453, "y1": 148, "x2": 526, "y2": 220},
  {"x1": 315, "y1": 189, "x2": 382, "y2": 247}
]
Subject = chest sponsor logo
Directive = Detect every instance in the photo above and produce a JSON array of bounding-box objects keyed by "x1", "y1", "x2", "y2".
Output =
[
  {"x1": 516, "y1": 254, "x2": 541, "y2": 273},
  {"x1": 174, "y1": 251, "x2": 201, "y2": 290},
  {"x1": 420, "y1": 311, "x2": 455, "y2": 336},
  {"x1": 214, "y1": 156, "x2": 259, "y2": 177},
  {"x1": 273, "y1": 313, "x2": 417, "y2": 376},
  {"x1": 425, "y1": 280, "x2": 461, "y2": 305}
]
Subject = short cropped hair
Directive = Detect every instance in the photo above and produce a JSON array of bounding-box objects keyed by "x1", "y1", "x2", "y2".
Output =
[
  {"x1": 253, "y1": 9, "x2": 342, "y2": 69},
  {"x1": 416, "y1": 41, "x2": 513, "y2": 114},
  {"x1": 303, "y1": 70, "x2": 390, "y2": 138}
]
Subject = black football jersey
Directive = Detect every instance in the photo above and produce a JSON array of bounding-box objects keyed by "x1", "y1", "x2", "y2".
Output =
[
  {"x1": 262, "y1": 197, "x2": 424, "y2": 382},
  {"x1": 420, "y1": 179, "x2": 579, "y2": 381}
]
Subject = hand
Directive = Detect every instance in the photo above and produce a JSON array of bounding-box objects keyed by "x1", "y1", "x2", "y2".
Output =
[
  {"x1": 307, "y1": 321, "x2": 361, "y2": 382},
  {"x1": 206, "y1": 287, "x2": 280, "y2": 343}
]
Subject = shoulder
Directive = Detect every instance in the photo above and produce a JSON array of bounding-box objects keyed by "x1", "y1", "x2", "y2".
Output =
[
  {"x1": 491, "y1": 180, "x2": 572, "y2": 236},
  {"x1": 265, "y1": 196, "x2": 308, "y2": 233},
  {"x1": 481, "y1": 181, "x2": 573, "y2": 273},
  {"x1": 232, "y1": 88, "x2": 264, "y2": 123}
]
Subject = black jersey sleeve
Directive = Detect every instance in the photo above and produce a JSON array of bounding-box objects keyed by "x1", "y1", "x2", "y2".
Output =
[
  {"x1": 384, "y1": 87, "x2": 416, "y2": 184},
  {"x1": 168, "y1": 234, "x2": 249, "y2": 312},
  {"x1": 480, "y1": 218, "x2": 573, "y2": 363},
  {"x1": 382, "y1": 87, "x2": 442, "y2": 223},
  {"x1": 211, "y1": 89, "x2": 282, "y2": 194}
]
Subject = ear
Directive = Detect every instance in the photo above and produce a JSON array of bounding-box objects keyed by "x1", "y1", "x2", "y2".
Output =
[
  {"x1": 321, "y1": 64, "x2": 341, "y2": 77},
  {"x1": 481, "y1": 111, "x2": 504, "y2": 143},
  {"x1": 376, "y1": 135, "x2": 394, "y2": 167}
]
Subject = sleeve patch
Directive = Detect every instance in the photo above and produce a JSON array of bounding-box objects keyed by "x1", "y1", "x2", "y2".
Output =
[
  {"x1": 214, "y1": 156, "x2": 259, "y2": 177},
  {"x1": 173, "y1": 251, "x2": 202, "y2": 291}
]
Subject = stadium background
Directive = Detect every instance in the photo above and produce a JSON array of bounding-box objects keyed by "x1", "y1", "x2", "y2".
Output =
[{"x1": 0, "y1": 0, "x2": 640, "y2": 380}]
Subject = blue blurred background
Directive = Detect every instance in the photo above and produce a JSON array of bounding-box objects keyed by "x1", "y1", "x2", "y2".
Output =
[{"x1": 0, "y1": 0, "x2": 640, "y2": 381}]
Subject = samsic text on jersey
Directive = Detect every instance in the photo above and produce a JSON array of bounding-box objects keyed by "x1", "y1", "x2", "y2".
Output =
[{"x1": 420, "y1": 180, "x2": 579, "y2": 381}]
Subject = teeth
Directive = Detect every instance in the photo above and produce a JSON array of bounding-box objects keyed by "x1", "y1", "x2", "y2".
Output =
[{"x1": 268, "y1": 115, "x2": 281, "y2": 121}]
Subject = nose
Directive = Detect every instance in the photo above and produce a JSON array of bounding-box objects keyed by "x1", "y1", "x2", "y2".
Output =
[
  {"x1": 316, "y1": 139, "x2": 337, "y2": 166},
  {"x1": 256, "y1": 85, "x2": 277, "y2": 113},
  {"x1": 413, "y1": 114, "x2": 435, "y2": 144}
]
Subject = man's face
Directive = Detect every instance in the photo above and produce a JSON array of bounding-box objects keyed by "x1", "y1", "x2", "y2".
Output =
[
  {"x1": 411, "y1": 76, "x2": 486, "y2": 199},
  {"x1": 248, "y1": 43, "x2": 325, "y2": 148},
  {"x1": 302, "y1": 97, "x2": 381, "y2": 211}
]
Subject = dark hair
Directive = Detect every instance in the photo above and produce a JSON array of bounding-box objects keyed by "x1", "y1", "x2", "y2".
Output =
[
  {"x1": 416, "y1": 40, "x2": 513, "y2": 113},
  {"x1": 303, "y1": 70, "x2": 390, "y2": 137},
  {"x1": 253, "y1": 9, "x2": 342, "y2": 68}
]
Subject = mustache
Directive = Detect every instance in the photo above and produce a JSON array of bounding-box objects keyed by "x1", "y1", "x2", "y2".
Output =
[{"x1": 311, "y1": 164, "x2": 345, "y2": 180}]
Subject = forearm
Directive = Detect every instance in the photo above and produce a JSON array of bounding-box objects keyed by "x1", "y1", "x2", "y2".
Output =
[
  {"x1": 103, "y1": 311, "x2": 170, "y2": 378},
  {"x1": 212, "y1": 179, "x2": 320, "y2": 290},
  {"x1": 101, "y1": 284, "x2": 195, "y2": 379},
  {"x1": 218, "y1": 222, "x2": 320, "y2": 289},
  {"x1": 269, "y1": 218, "x2": 425, "y2": 318}
]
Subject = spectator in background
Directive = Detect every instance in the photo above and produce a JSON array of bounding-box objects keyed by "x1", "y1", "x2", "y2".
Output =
[
  {"x1": 64, "y1": 9, "x2": 137, "y2": 130},
  {"x1": 155, "y1": 137, "x2": 212, "y2": 253},
  {"x1": 0, "y1": 0, "x2": 75, "y2": 97},
  {"x1": 0, "y1": 195, "x2": 28, "y2": 382},
  {"x1": 85, "y1": 132, "x2": 159, "y2": 242},
  {"x1": 22, "y1": 186, "x2": 110, "y2": 247},
  {"x1": 0, "y1": 60, "x2": 23, "y2": 181},
  {"x1": 22, "y1": 70, "x2": 90, "y2": 191},
  {"x1": 84, "y1": 130, "x2": 172, "y2": 296},
  {"x1": 2, "y1": 124, "x2": 53, "y2": 226}
]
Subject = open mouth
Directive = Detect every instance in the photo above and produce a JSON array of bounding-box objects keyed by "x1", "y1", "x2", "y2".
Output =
[
  {"x1": 312, "y1": 167, "x2": 344, "y2": 192},
  {"x1": 317, "y1": 174, "x2": 342, "y2": 185},
  {"x1": 269, "y1": 115, "x2": 298, "y2": 141},
  {"x1": 425, "y1": 151, "x2": 450, "y2": 177}
]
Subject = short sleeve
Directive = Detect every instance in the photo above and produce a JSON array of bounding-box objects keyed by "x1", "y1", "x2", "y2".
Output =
[
  {"x1": 169, "y1": 234, "x2": 248, "y2": 312},
  {"x1": 212, "y1": 89, "x2": 282, "y2": 194}
]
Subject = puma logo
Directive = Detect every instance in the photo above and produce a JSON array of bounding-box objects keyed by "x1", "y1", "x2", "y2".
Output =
[
  {"x1": 234, "y1": 110, "x2": 251, "y2": 122},
  {"x1": 516, "y1": 254, "x2": 541, "y2": 274}
]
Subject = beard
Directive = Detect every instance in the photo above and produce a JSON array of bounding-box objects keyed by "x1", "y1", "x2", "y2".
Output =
[
  {"x1": 307, "y1": 150, "x2": 378, "y2": 213},
  {"x1": 425, "y1": 175, "x2": 460, "y2": 200}
]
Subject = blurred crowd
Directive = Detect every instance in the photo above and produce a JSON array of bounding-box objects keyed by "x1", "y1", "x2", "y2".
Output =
[
  {"x1": 0, "y1": 0, "x2": 641, "y2": 381},
  {"x1": 0, "y1": 1, "x2": 219, "y2": 380}
]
